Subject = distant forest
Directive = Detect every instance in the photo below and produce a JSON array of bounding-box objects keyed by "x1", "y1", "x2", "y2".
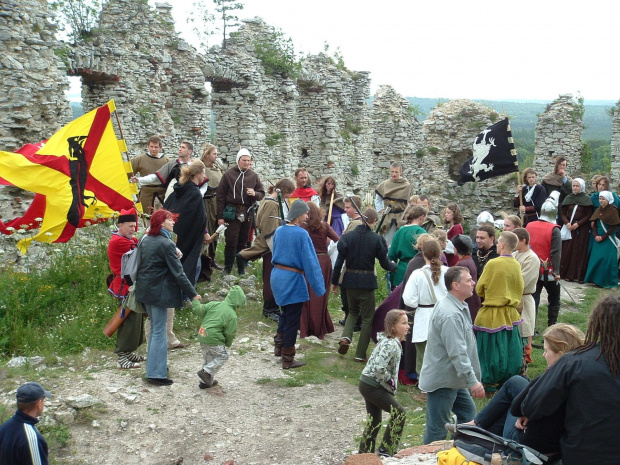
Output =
[{"x1": 408, "y1": 97, "x2": 616, "y2": 174}]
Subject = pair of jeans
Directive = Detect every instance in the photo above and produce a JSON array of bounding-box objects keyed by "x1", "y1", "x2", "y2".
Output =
[
  {"x1": 145, "y1": 304, "x2": 169, "y2": 379},
  {"x1": 342, "y1": 289, "x2": 375, "y2": 359},
  {"x1": 201, "y1": 344, "x2": 230, "y2": 376},
  {"x1": 358, "y1": 380, "x2": 406, "y2": 455},
  {"x1": 424, "y1": 388, "x2": 477, "y2": 444},
  {"x1": 474, "y1": 375, "x2": 529, "y2": 440},
  {"x1": 276, "y1": 302, "x2": 303, "y2": 348}
]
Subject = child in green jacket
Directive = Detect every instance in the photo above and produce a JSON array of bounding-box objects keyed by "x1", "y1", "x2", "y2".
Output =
[{"x1": 192, "y1": 285, "x2": 246, "y2": 388}]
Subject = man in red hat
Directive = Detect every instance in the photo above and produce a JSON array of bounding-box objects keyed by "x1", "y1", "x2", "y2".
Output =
[{"x1": 107, "y1": 208, "x2": 146, "y2": 369}]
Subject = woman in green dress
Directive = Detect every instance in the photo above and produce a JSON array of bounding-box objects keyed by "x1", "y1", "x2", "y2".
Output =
[{"x1": 584, "y1": 191, "x2": 620, "y2": 288}]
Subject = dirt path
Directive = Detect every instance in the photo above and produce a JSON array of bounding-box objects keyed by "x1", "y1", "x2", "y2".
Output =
[{"x1": 14, "y1": 329, "x2": 362, "y2": 465}]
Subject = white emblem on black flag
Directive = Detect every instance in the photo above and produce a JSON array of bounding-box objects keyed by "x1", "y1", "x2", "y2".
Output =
[{"x1": 458, "y1": 118, "x2": 518, "y2": 185}]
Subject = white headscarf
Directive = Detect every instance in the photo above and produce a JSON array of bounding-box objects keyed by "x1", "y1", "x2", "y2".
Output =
[
  {"x1": 599, "y1": 190, "x2": 614, "y2": 204},
  {"x1": 574, "y1": 177, "x2": 586, "y2": 193}
]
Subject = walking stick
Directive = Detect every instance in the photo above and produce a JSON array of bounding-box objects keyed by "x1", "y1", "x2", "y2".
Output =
[{"x1": 327, "y1": 190, "x2": 335, "y2": 225}]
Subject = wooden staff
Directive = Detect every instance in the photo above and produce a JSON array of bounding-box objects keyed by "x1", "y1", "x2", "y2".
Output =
[
  {"x1": 505, "y1": 114, "x2": 524, "y2": 222},
  {"x1": 327, "y1": 190, "x2": 335, "y2": 225}
]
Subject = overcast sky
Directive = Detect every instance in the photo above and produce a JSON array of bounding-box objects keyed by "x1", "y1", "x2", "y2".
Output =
[{"x1": 153, "y1": 0, "x2": 619, "y2": 103}]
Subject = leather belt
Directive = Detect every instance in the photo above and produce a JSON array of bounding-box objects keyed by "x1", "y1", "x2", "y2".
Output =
[
  {"x1": 347, "y1": 269, "x2": 374, "y2": 274},
  {"x1": 417, "y1": 304, "x2": 435, "y2": 308},
  {"x1": 275, "y1": 264, "x2": 304, "y2": 274}
]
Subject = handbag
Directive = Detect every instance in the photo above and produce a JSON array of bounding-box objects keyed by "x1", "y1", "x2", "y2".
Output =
[
  {"x1": 123, "y1": 284, "x2": 146, "y2": 313},
  {"x1": 560, "y1": 206, "x2": 577, "y2": 241},
  {"x1": 223, "y1": 205, "x2": 237, "y2": 221}
]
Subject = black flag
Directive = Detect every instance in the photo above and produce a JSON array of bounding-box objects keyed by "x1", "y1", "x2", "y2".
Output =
[{"x1": 457, "y1": 118, "x2": 518, "y2": 186}]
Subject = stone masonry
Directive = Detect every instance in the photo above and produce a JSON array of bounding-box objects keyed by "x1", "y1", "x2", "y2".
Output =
[
  {"x1": 533, "y1": 94, "x2": 584, "y2": 176},
  {"x1": 68, "y1": 0, "x2": 210, "y2": 159},
  {"x1": 0, "y1": 0, "x2": 72, "y2": 152}
]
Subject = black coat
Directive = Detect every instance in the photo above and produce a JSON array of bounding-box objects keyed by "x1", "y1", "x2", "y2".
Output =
[
  {"x1": 163, "y1": 181, "x2": 206, "y2": 285},
  {"x1": 135, "y1": 233, "x2": 196, "y2": 308},
  {"x1": 332, "y1": 224, "x2": 396, "y2": 289}
]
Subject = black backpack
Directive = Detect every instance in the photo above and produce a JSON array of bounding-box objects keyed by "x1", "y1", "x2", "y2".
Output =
[{"x1": 445, "y1": 422, "x2": 548, "y2": 465}]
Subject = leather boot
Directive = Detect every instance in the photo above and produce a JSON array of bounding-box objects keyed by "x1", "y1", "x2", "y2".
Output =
[
  {"x1": 223, "y1": 248, "x2": 235, "y2": 275},
  {"x1": 273, "y1": 332, "x2": 284, "y2": 357},
  {"x1": 236, "y1": 249, "x2": 246, "y2": 275},
  {"x1": 281, "y1": 347, "x2": 305, "y2": 369},
  {"x1": 548, "y1": 305, "x2": 560, "y2": 327}
]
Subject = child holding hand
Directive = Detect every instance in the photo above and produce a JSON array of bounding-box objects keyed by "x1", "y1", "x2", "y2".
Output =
[
  {"x1": 358, "y1": 309, "x2": 409, "y2": 457},
  {"x1": 192, "y1": 285, "x2": 246, "y2": 388}
]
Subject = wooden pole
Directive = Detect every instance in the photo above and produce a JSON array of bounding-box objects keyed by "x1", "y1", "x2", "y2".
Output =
[
  {"x1": 504, "y1": 115, "x2": 524, "y2": 222},
  {"x1": 327, "y1": 190, "x2": 335, "y2": 225}
]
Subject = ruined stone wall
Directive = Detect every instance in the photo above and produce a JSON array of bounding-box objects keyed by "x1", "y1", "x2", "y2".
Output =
[
  {"x1": 68, "y1": 0, "x2": 210, "y2": 159},
  {"x1": 419, "y1": 100, "x2": 515, "y2": 226},
  {"x1": 0, "y1": 0, "x2": 72, "y2": 152},
  {"x1": 610, "y1": 99, "x2": 620, "y2": 183},
  {"x1": 369, "y1": 85, "x2": 423, "y2": 188},
  {"x1": 533, "y1": 94, "x2": 584, "y2": 176},
  {"x1": 204, "y1": 19, "x2": 378, "y2": 191}
]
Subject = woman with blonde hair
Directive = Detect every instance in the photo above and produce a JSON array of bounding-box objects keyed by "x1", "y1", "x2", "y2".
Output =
[
  {"x1": 402, "y1": 240, "x2": 448, "y2": 377},
  {"x1": 470, "y1": 323, "x2": 584, "y2": 458},
  {"x1": 163, "y1": 160, "x2": 208, "y2": 288}
]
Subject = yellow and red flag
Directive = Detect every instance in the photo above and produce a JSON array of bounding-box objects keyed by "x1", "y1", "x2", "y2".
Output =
[{"x1": 0, "y1": 100, "x2": 137, "y2": 252}]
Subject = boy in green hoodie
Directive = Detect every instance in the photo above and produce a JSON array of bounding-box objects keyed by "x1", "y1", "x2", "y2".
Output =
[{"x1": 192, "y1": 285, "x2": 246, "y2": 388}]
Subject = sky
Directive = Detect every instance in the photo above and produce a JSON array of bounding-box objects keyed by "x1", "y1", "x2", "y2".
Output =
[{"x1": 151, "y1": 0, "x2": 619, "y2": 103}]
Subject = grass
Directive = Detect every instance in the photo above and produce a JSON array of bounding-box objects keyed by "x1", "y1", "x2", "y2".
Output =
[{"x1": 0, "y1": 226, "x2": 611, "y2": 454}]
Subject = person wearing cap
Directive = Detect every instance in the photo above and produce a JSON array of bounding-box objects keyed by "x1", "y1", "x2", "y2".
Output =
[
  {"x1": 0, "y1": 382, "x2": 52, "y2": 465},
  {"x1": 452, "y1": 234, "x2": 481, "y2": 324},
  {"x1": 107, "y1": 208, "x2": 146, "y2": 369},
  {"x1": 332, "y1": 207, "x2": 397, "y2": 362},
  {"x1": 216, "y1": 148, "x2": 265, "y2": 275},
  {"x1": 271, "y1": 199, "x2": 326, "y2": 369},
  {"x1": 584, "y1": 190, "x2": 620, "y2": 288}
]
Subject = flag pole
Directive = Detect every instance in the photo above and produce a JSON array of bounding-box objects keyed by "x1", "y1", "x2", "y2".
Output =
[{"x1": 503, "y1": 110, "x2": 524, "y2": 222}]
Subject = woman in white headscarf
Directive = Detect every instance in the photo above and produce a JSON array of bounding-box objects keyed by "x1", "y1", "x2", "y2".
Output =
[
  {"x1": 584, "y1": 190, "x2": 620, "y2": 288},
  {"x1": 559, "y1": 178, "x2": 593, "y2": 283}
]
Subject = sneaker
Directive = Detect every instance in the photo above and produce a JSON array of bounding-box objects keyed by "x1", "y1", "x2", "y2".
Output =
[
  {"x1": 354, "y1": 357, "x2": 367, "y2": 363},
  {"x1": 377, "y1": 447, "x2": 391, "y2": 458},
  {"x1": 337, "y1": 338, "x2": 350, "y2": 355},
  {"x1": 197, "y1": 369, "x2": 213, "y2": 387}
]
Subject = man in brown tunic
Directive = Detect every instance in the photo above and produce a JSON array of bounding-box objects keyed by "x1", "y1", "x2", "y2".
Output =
[{"x1": 131, "y1": 135, "x2": 169, "y2": 213}]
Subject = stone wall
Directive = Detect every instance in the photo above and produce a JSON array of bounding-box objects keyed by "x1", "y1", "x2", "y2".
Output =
[
  {"x1": 533, "y1": 94, "x2": 584, "y2": 176},
  {"x1": 417, "y1": 99, "x2": 517, "y2": 226},
  {"x1": 369, "y1": 85, "x2": 423, "y2": 188},
  {"x1": 68, "y1": 0, "x2": 210, "y2": 158},
  {"x1": 0, "y1": 0, "x2": 72, "y2": 152},
  {"x1": 610, "y1": 99, "x2": 620, "y2": 184}
]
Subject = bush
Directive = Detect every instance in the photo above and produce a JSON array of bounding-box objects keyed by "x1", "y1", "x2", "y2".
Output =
[{"x1": 254, "y1": 29, "x2": 302, "y2": 79}]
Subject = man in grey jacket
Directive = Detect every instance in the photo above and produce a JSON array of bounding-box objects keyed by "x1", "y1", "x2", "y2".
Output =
[{"x1": 419, "y1": 266, "x2": 485, "y2": 444}]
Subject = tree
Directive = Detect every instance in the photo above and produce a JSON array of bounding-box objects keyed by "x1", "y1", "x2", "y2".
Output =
[
  {"x1": 213, "y1": 0, "x2": 244, "y2": 47},
  {"x1": 49, "y1": 0, "x2": 103, "y2": 43},
  {"x1": 187, "y1": 0, "x2": 217, "y2": 51}
]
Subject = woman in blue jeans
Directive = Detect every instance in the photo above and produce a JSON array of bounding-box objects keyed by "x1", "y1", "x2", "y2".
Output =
[
  {"x1": 135, "y1": 209, "x2": 201, "y2": 386},
  {"x1": 470, "y1": 323, "x2": 583, "y2": 456}
]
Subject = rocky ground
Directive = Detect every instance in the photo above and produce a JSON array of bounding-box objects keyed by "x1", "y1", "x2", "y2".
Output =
[{"x1": 0, "y1": 280, "x2": 594, "y2": 465}]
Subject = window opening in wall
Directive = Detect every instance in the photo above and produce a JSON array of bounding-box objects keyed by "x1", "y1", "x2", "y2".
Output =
[
  {"x1": 301, "y1": 148, "x2": 309, "y2": 158},
  {"x1": 374, "y1": 150, "x2": 381, "y2": 157},
  {"x1": 65, "y1": 76, "x2": 84, "y2": 118}
]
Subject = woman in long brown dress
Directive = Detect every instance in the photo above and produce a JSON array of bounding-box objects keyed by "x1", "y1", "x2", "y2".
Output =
[
  {"x1": 299, "y1": 202, "x2": 339, "y2": 339},
  {"x1": 559, "y1": 178, "x2": 593, "y2": 283}
]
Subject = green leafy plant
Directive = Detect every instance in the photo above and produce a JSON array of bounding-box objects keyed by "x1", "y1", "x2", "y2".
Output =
[
  {"x1": 49, "y1": 0, "x2": 104, "y2": 43},
  {"x1": 415, "y1": 148, "x2": 426, "y2": 158},
  {"x1": 254, "y1": 29, "x2": 302, "y2": 78},
  {"x1": 265, "y1": 132, "x2": 283, "y2": 147},
  {"x1": 428, "y1": 146, "x2": 439, "y2": 155}
]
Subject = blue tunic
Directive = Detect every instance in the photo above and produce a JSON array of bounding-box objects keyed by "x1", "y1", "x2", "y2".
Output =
[{"x1": 271, "y1": 224, "x2": 326, "y2": 306}]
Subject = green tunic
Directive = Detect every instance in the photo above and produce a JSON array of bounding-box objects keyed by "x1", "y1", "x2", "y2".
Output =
[{"x1": 388, "y1": 224, "x2": 425, "y2": 287}]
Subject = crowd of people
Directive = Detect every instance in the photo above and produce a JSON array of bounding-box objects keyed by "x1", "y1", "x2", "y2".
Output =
[{"x1": 94, "y1": 143, "x2": 620, "y2": 462}]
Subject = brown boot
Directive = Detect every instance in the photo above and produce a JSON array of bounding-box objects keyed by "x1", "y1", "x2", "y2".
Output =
[
  {"x1": 281, "y1": 347, "x2": 305, "y2": 369},
  {"x1": 273, "y1": 332, "x2": 284, "y2": 357}
]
